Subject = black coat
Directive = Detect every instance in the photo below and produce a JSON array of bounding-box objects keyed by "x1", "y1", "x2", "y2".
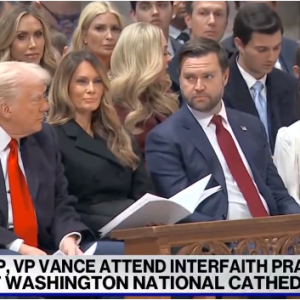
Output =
[{"x1": 52, "y1": 120, "x2": 155, "y2": 234}]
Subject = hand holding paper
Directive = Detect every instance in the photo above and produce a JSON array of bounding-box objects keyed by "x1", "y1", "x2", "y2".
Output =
[
  {"x1": 99, "y1": 175, "x2": 221, "y2": 237},
  {"x1": 52, "y1": 242, "x2": 98, "y2": 256}
]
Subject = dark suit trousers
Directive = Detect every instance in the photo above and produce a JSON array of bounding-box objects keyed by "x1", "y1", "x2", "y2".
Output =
[{"x1": 0, "y1": 249, "x2": 21, "y2": 255}]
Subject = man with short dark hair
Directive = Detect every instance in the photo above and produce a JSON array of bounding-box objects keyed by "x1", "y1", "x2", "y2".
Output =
[
  {"x1": 169, "y1": 1, "x2": 190, "y2": 44},
  {"x1": 130, "y1": 1, "x2": 181, "y2": 58},
  {"x1": 146, "y1": 37, "x2": 300, "y2": 223},
  {"x1": 234, "y1": 1, "x2": 278, "y2": 11},
  {"x1": 222, "y1": 1, "x2": 298, "y2": 75},
  {"x1": 223, "y1": 2, "x2": 300, "y2": 153}
]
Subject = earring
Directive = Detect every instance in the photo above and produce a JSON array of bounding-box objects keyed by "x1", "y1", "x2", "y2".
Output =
[{"x1": 84, "y1": 41, "x2": 87, "y2": 45}]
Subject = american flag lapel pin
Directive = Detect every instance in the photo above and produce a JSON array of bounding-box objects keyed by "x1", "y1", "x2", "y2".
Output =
[{"x1": 240, "y1": 126, "x2": 247, "y2": 131}]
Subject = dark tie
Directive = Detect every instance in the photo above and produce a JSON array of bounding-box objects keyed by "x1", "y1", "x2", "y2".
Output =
[
  {"x1": 177, "y1": 32, "x2": 190, "y2": 43},
  {"x1": 211, "y1": 115, "x2": 268, "y2": 217}
]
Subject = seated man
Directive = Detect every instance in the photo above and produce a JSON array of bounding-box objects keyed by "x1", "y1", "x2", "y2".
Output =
[
  {"x1": 222, "y1": 1, "x2": 298, "y2": 75},
  {"x1": 223, "y1": 3, "x2": 299, "y2": 154},
  {"x1": 167, "y1": 1, "x2": 230, "y2": 106},
  {"x1": 146, "y1": 38, "x2": 300, "y2": 224},
  {"x1": 0, "y1": 61, "x2": 123, "y2": 255}
]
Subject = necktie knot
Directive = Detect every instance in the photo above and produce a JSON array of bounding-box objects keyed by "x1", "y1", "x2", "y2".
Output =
[
  {"x1": 252, "y1": 81, "x2": 264, "y2": 93},
  {"x1": 9, "y1": 139, "x2": 18, "y2": 151},
  {"x1": 211, "y1": 115, "x2": 223, "y2": 128},
  {"x1": 177, "y1": 32, "x2": 190, "y2": 43}
]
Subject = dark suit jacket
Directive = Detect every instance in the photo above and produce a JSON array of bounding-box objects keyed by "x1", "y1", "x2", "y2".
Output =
[
  {"x1": 170, "y1": 36, "x2": 182, "y2": 54},
  {"x1": 114, "y1": 103, "x2": 167, "y2": 157},
  {"x1": 0, "y1": 123, "x2": 93, "y2": 252},
  {"x1": 145, "y1": 105, "x2": 300, "y2": 223},
  {"x1": 167, "y1": 45, "x2": 184, "y2": 106},
  {"x1": 52, "y1": 120, "x2": 154, "y2": 234},
  {"x1": 223, "y1": 53, "x2": 300, "y2": 153},
  {"x1": 221, "y1": 35, "x2": 298, "y2": 76}
]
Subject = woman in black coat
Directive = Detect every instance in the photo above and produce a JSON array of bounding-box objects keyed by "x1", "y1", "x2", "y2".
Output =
[{"x1": 47, "y1": 51, "x2": 154, "y2": 236}]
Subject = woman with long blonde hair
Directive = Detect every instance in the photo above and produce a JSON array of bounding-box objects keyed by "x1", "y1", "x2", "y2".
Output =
[
  {"x1": 0, "y1": 4, "x2": 57, "y2": 75},
  {"x1": 110, "y1": 22, "x2": 179, "y2": 156},
  {"x1": 70, "y1": 1, "x2": 122, "y2": 72},
  {"x1": 48, "y1": 51, "x2": 153, "y2": 240}
]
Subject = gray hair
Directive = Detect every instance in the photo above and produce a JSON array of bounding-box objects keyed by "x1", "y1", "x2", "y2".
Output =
[{"x1": 0, "y1": 61, "x2": 51, "y2": 102}]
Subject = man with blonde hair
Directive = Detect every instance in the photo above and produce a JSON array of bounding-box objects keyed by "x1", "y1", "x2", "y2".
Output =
[{"x1": 0, "y1": 61, "x2": 99, "y2": 255}]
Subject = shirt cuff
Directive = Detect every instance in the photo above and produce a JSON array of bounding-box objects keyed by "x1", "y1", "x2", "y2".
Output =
[
  {"x1": 6, "y1": 239, "x2": 24, "y2": 253},
  {"x1": 59, "y1": 232, "x2": 81, "y2": 251}
]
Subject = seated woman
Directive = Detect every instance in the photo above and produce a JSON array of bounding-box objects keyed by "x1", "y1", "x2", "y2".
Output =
[
  {"x1": 273, "y1": 44, "x2": 300, "y2": 205},
  {"x1": 69, "y1": 1, "x2": 122, "y2": 73},
  {"x1": 47, "y1": 51, "x2": 154, "y2": 235},
  {"x1": 110, "y1": 22, "x2": 178, "y2": 156},
  {"x1": 0, "y1": 4, "x2": 57, "y2": 75}
]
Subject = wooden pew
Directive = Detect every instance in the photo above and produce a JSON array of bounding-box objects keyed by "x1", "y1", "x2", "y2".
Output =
[{"x1": 111, "y1": 214, "x2": 300, "y2": 299}]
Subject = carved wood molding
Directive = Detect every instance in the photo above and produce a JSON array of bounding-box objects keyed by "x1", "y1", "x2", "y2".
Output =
[{"x1": 174, "y1": 235, "x2": 300, "y2": 255}]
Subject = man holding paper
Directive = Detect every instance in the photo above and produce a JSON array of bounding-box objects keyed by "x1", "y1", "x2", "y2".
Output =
[{"x1": 145, "y1": 37, "x2": 300, "y2": 222}]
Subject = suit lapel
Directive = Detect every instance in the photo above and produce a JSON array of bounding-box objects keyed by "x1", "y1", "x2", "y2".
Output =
[
  {"x1": 0, "y1": 160, "x2": 8, "y2": 226},
  {"x1": 167, "y1": 52, "x2": 180, "y2": 86},
  {"x1": 180, "y1": 105, "x2": 226, "y2": 191},
  {"x1": 61, "y1": 120, "x2": 122, "y2": 167},
  {"x1": 227, "y1": 54, "x2": 259, "y2": 117},
  {"x1": 228, "y1": 111, "x2": 253, "y2": 160},
  {"x1": 227, "y1": 109, "x2": 275, "y2": 209},
  {"x1": 265, "y1": 74, "x2": 277, "y2": 151},
  {"x1": 20, "y1": 137, "x2": 39, "y2": 202},
  {"x1": 227, "y1": 109, "x2": 264, "y2": 186},
  {"x1": 170, "y1": 37, "x2": 182, "y2": 54}
]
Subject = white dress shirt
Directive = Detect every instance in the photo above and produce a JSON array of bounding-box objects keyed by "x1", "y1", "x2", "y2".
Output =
[
  {"x1": 274, "y1": 59, "x2": 282, "y2": 70},
  {"x1": 0, "y1": 126, "x2": 81, "y2": 253},
  {"x1": 188, "y1": 102, "x2": 269, "y2": 220},
  {"x1": 273, "y1": 121, "x2": 300, "y2": 205},
  {"x1": 237, "y1": 60, "x2": 267, "y2": 100}
]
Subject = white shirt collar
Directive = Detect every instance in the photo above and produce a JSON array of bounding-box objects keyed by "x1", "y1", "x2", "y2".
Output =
[
  {"x1": 236, "y1": 57, "x2": 266, "y2": 90},
  {"x1": 169, "y1": 25, "x2": 190, "y2": 40},
  {"x1": 0, "y1": 126, "x2": 13, "y2": 152},
  {"x1": 187, "y1": 100, "x2": 228, "y2": 129}
]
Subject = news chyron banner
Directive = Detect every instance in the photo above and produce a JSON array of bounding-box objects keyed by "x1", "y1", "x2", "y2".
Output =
[{"x1": 0, "y1": 255, "x2": 300, "y2": 297}]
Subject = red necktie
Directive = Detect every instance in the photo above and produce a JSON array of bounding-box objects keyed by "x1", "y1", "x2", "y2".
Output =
[
  {"x1": 7, "y1": 139, "x2": 38, "y2": 247},
  {"x1": 211, "y1": 115, "x2": 268, "y2": 217}
]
